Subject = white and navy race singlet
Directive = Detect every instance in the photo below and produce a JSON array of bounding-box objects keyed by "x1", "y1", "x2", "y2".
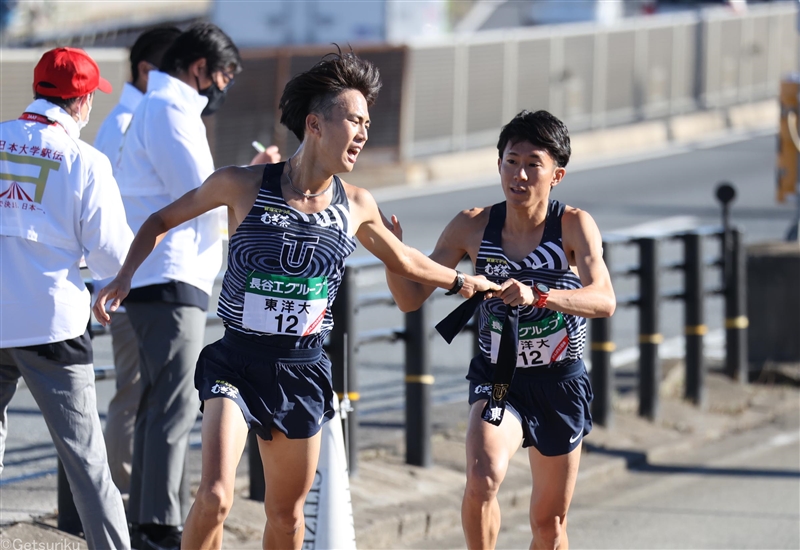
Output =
[
  {"x1": 217, "y1": 163, "x2": 357, "y2": 349},
  {"x1": 476, "y1": 200, "x2": 587, "y2": 367}
]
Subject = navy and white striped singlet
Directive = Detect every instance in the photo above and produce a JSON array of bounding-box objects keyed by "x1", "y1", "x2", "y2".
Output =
[
  {"x1": 217, "y1": 163, "x2": 357, "y2": 349},
  {"x1": 476, "y1": 200, "x2": 587, "y2": 366}
]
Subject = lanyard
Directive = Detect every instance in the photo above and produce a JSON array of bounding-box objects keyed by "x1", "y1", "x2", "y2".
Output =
[{"x1": 19, "y1": 112, "x2": 66, "y2": 132}]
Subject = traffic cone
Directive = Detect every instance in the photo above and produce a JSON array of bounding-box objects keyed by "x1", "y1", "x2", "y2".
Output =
[{"x1": 302, "y1": 394, "x2": 357, "y2": 549}]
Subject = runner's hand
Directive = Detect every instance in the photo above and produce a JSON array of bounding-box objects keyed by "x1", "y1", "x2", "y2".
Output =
[
  {"x1": 379, "y1": 210, "x2": 403, "y2": 241},
  {"x1": 92, "y1": 276, "x2": 131, "y2": 327},
  {"x1": 388, "y1": 214, "x2": 403, "y2": 241},
  {"x1": 460, "y1": 274, "x2": 500, "y2": 299},
  {"x1": 490, "y1": 278, "x2": 534, "y2": 307}
]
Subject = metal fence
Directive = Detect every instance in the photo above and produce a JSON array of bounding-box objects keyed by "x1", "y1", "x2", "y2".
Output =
[{"x1": 401, "y1": 2, "x2": 797, "y2": 158}]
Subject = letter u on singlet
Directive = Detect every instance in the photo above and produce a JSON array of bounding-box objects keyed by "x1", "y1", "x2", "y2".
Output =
[{"x1": 281, "y1": 233, "x2": 319, "y2": 275}]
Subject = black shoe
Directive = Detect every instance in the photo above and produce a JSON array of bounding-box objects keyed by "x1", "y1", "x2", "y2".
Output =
[{"x1": 139, "y1": 525, "x2": 182, "y2": 550}]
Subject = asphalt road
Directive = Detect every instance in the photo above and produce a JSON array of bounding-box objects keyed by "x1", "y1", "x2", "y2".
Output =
[
  {"x1": 1, "y1": 133, "x2": 795, "y2": 522},
  {"x1": 396, "y1": 408, "x2": 800, "y2": 550}
]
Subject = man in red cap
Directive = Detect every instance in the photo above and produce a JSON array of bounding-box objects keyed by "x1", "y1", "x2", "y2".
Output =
[{"x1": 0, "y1": 47, "x2": 133, "y2": 549}]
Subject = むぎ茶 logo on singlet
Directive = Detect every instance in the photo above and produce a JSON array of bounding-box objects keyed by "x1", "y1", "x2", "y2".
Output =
[
  {"x1": 260, "y1": 206, "x2": 291, "y2": 228},
  {"x1": 484, "y1": 258, "x2": 510, "y2": 278},
  {"x1": 0, "y1": 149, "x2": 62, "y2": 214}
]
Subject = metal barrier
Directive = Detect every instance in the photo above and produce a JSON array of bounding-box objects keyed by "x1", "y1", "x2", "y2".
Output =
[
  {"x1": 590, "y1": 185, "x2": 747, "y2": 426},
  {"x1": 63, "y1": 195, "x2": 749, "y2": 515}
]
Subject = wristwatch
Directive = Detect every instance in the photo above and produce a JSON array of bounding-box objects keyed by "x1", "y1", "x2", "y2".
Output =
[
  {"x1": 532, "y1": 282, "x2": 550, "y2": 308},
  {"x1": 445, "y1": 270, "x2": 466, "y2": 295}
]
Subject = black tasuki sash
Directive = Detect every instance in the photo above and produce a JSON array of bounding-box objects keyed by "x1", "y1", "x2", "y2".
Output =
[
  {"x1": 434, "y1": 291, "x2": 485, "y2": 344},
  {"x1": 436, "y1": 300, "x2": 519, "y2": 426}
]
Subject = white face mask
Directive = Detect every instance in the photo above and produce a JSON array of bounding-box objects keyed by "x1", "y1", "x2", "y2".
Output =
[{"x1": 77, "y1": 96, "x2": 92, "y2": 131}]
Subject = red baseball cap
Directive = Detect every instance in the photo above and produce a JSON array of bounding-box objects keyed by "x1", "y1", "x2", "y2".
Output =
[{"x1": 33, "y1": 47, "x2": 113, "y2": 99}]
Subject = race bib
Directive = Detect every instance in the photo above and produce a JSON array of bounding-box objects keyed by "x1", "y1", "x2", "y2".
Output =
[
  {"x1": 242, "y1": 272, "x2": 328, "y2": 336},
  {"x1": 489, "y1": 312, "x2": 569, "y2": 367}
]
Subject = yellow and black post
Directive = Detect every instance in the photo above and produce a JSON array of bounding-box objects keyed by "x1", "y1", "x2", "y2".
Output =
[
  {"x1": 638, "y1": 237, "x2": 661, "y2": 421},
  {"x1": 405, "y1": 303, "x2": 433, "y2": 467},
  {"x1": 725, "y1": 228, "x2": 749, "y2": 382},
  {"x1": 57, "y1": 460, "x2": 83, "y2": 534},
  {"x1": 330, "y1": 267, "x2": 359, "y2": 475},
  {"x1": 590, "y1": 242, "x2": 614, "y2": 427},
  {"x1": 248, "y1": 431, "x2": 265, "y2": 501},
  {"x1": 683, "y1": 232, "x2": 706, "y2": 406}
]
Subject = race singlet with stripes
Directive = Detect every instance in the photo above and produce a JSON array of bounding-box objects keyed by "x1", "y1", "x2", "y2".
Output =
[
  {"x1": 476, "y1": 200, "x2": 587, "y2": 367},
  {"x1": 217, "y1": 163, "x2": 357, "y2": 349}
]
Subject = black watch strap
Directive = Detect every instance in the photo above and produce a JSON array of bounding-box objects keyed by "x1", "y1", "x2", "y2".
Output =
[{"x1": 445, "y1": 270, "x2": 465, "y2": 295}]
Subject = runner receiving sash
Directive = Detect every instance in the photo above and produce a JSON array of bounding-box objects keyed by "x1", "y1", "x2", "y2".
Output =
[{"x1": 385, "y1": 110, "x2": 616, "y2": 550}]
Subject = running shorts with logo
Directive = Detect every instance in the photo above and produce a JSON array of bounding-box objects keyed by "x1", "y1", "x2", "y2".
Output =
[
  {"x1": 467, "y1": 354, "x2": 593, "y2": 456},
  {"x1": 196, "y1": 328, "x2": 335, "y2": 440}
]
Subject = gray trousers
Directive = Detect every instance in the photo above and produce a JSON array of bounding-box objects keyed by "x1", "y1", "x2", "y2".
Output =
[
  {"x1": 0, "y1": 347, "x2": 130, "y2": 550},
  {"x1": 104, "y1": 311, "x2": 141, "y2": 500},
  {"x1": 125, "y1": 302, "x2": 205, "y2": 527}
]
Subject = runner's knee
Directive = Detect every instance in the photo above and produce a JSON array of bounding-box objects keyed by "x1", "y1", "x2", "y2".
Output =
[
  {"x1": 530, "y1": 512, "x2": 565, "y2": 547},
  {"x1": 265, "y1": 502, "x2": 304, "y2": 535},
  {"x1": 464, "y1": 460, "x2": 505, "y2": 500},
  {"x1": 193, "y1": 482, "x2": 233, "y2": 523}
]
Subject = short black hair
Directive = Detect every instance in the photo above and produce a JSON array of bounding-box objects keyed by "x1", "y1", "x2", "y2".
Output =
[
  {"x1": 160, "y1": 22, "x2": 242, "y2": 78},
  {"x1": 279, "y1": 47, "x2": 382, "y2": 141},
  {"x1": 497, "y1": 110, "x2": 571, "y2": 168},
  {"x1": 33, "y1": 92, "x2": 82, "y2": 111},
  {"x1": 129, "y1": 27, "x2": 181, "y2": 85}
]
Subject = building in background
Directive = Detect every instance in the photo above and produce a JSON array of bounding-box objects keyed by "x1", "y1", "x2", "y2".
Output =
[{"x1": 210, "y1": 0, "x2": 448, "y2": 47}]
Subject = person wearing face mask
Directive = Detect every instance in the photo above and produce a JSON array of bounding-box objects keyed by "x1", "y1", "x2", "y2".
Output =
[
  {"x1": 0, "y1": 47, "x2": 133, "y2": 549},
  {"x1": 111, "y1": 22, "x2": 243, "y2": 550},
  {"x1": 92, "y1": 26, "x2": 182, "y2": 510}
]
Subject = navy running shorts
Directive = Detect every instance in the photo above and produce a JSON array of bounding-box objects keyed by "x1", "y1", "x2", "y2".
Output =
[
  {"x1": 195, "y1": 328, "x2": 335, "y2": 440},
  {"x1": 467, "y1": 354, "x2": 593, "y2": 456}
]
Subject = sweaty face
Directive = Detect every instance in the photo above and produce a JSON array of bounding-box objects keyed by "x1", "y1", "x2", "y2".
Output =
[
  {"x1": 316, "y1": 89, "x2": 370, "y2": 173},
  {"x1": 498, "y1": 140, "x2": 563, "y2": 206}
]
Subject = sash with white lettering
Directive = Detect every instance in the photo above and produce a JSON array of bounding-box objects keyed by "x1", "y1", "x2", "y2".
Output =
[
  {"x1": 435, "y1": 298, "x2": 519, "y2": 426},
  {"x1": 480, "y1": 304, "x2": 519, "y2": 426},
  {"x1": 488, "y1": 311, "x2": 569, "y2": 367},
  {"x1": 242, "y1": 272, "x2": 328, "y2": 336}
]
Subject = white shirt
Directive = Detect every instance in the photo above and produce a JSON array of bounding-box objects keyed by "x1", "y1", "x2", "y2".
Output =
[
  {"x1": 0, "y1": 100, "x2": 133, "y2": 347},
  {"x1": 92, "y1": 83, "x2": 144, "y2": 310},
  {"x1": 94, "y1": 82, "x2": 143, "y2": 171},
  {"x1": 116, "y1": 70, "x2": 221, "y2": 296}
]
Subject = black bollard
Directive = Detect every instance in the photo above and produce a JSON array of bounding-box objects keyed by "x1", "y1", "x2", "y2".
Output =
[
  {"x1": 590, "y1": 242, "x2": 614, "y2": 428},
  {"x1": 683, "y1": 232, "x2": 706, "y2": 406},
  {"x1": 638, "y1": 238, "x2": 661, "y2": 421},
  {"x1": 248, "y1": 431, "x2": 265, "y2": 501},
  {"x1": 405, "y1": 303, "x2": 433, "y2": 467},
  {"x1": 716, "y1": 182, "x2": 736, "y2": 289},
  {"x1": 57, "y1": 459, "x2": 83, "y2": 535},
  {"x1": 725, "y1": 228, "x2": 749, "y2": 382},
  {"x1": 329, "y1": 268, "x2": 359, "y2": 475}
]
